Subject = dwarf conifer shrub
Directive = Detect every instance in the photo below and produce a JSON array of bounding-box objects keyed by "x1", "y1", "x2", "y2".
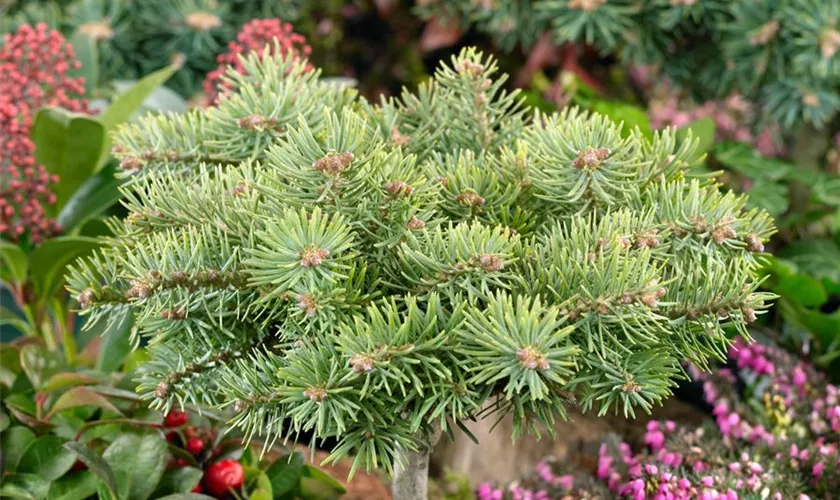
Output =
[
  {"x1": 416, "y1": 0, "x2": 840, "y2": 130},
  {"x1": 68, "y1": 46, "x2": 775, "y2": 498}
]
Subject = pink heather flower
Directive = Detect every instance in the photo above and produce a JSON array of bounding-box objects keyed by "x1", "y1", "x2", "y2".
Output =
[
  {"x1": 0, "y1": 24, "x2": 88, "y2": 245},
  {"x1": 792, "y1": 366, "x2": 807, "y2": 387},
  {"x1": 558, "y1": 474, "x2": 573, "y2": 490},
  {"x1": 203, "y1": 18, "x2": 311, "y2": 105},
  {"x1": 645, "y1": 429, "x2": 666, "y2": 451},
  {"x1": 477, "y1": 482, "x2": 503, "y2": 500},
  {"x1": 701, "y1": 475, "x2": 714, "y2": 487},
  {"x1": 812, "y1": 461, "x2": 825, "y2": 478}
]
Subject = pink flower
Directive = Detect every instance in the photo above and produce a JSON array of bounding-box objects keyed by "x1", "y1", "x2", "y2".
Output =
[
  {"x1": 203, "y1": 18, "x2": 311, "y2": 105},
  {"x1": 812, "y1": 461, "x2": 825, "y2": 478}
]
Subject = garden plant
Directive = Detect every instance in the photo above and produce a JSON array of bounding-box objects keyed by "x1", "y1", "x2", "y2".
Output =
[{"x1": 65, "y1": 43, "x2": 776, "y2": 500}]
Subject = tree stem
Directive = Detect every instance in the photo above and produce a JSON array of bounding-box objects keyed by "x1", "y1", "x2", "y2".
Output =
[{"x1": 392, "y1": 445, "x2": 431, "y2": 500}]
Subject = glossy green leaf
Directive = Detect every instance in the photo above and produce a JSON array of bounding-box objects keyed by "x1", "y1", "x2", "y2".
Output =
[
  {"x1": 300, "y1": 465, "x2": 346, "y2": 499},
  {"x1": 63, "y1": 439, "x2": 117, "y2": 497},
  {"x1": 0, "y1": 345, "x2": 21, "y2": 387},
  {"x1": 96, "y1": 307, "x2": 135, "y2": 372},
  {"x1": 676, "y1": 118, "x2": 715, "y2": 161},
  {"x1": 19, "y1": 344, "x2": 63, "y2": 390},
  {"x1": 780, "y1": 239, "x2": 840, "y2": 286},
  {"x1": 743, "y1": 179, "x2": 789, "y2": 217},
  {"x1": 154, "y1": 495, "x2": 216, "y2": 500},
  {"x1": 1, "y1": 427, "x2": 36, "y2": 471},
  {"x1": 46, "y1": 387, "x2": 124, "y2": 420},
  {"x1": 103, "y1": 433, "x2": 169, "y2": 500},
  {"x1": 775, "y1": 274, "x2": 827, "y2": 308},
  {"x1": 0, "y1": 410, "x2": 9, "y2": 432},
  {"x1": 113, "y1": 81, "x2": 188, "y2": 114},
  {"x1": 69, "y1": 32, "x2": 99, "y2": 95},
  {"x1": 41, "y1": 372, "x2": 100, "y2": 393},
  {"x1": 29, "y1": 236, "x2": 100, "y2": 300},
  {"x1": 0, "y1": 307, "x2": 33, "y2": 338},
  {"x1": 0, "y1": 242, "x2": 28, "y2": 284},
  {"x1": 0, "y1": 473, "x2": 49, "y2": 500},
  {"x1": 588, "y1": 99, "x2": 652, "y2": 139},
  {"x1": 100, "y1": 63, "x2": 181, "y2": 130},
  {"x1": 47, "y1": 471, "x2": 99, "y2": 500},
  {"x1": 153, "y1": 467, "x2": 202, "y2": 497},
  {"x1": 713, "y1": 141, "x2": 791, "y2": 181},
  {"x1": 266, "y1": 452, "x2": 305, "y2": 496},
  {"x1": 57, "y1": 163, "x2": 124, "y2": 233},
  {"x1": 17, "y1": 436, "x2": 77, "y2": 481},
  {"x1": 30, "y1": 108, "x2": 106, "y2": 208}
]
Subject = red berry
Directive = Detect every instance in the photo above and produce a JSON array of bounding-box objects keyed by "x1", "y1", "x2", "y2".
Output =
[
  {"x1": 163, "y1": 410, "x2": 188, "y2": 427},
  {"x1": 165, "y1": 430, "x2": 180, "y2": 444},
  {"x1": 192, "y1": 482, "x2": 203, "y2": 493},
  {"x1": 203, "y1": 459, "x2": 244, "y2": 497},
  {"x1": 186, "y1": 436, "x2": 204, "y2": 455},
  {"x1": 71, "y1": 459, "x2": 86, "y2": 472}
]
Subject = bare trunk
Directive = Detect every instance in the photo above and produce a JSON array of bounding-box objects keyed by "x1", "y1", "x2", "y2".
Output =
[{"x1": 392, "y1": 445, "x2": 431, "y2": 500}]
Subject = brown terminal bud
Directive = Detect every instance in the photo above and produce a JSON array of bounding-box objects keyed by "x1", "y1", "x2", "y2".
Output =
[
  {"x1": 572, "y1": 147, "x2": 610, "y2": 169},
  {"x1": 406, "y1": 215, "x2": 426, "y2": 230},
  {"x1": 154, "y1": 381, "x2": 171, "y2": 399},
  {"x1": 384, "y1": 180, "x2": 414, "y2": 197},
  {"x1": 516, "y1": 346, "x2": 550, "y2": 371},
  {"x1": 313, "y1": 152, "x2": 354, "y2": 176},
  {"x1": 478, "y1": 254, "x2": 504, "y2": 271},
  {"x1": 303, "y1": 387, "x2": 328, "y2": 402},
  {"x1": 349, "y1": 354, "x2": 376, "y2": 373},
  {"x1": 299, "y1": 245, "x2": 330, "y2": 268}
]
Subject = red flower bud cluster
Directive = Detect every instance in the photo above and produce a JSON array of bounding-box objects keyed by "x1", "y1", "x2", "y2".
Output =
[
  {"x1": 0, "y1": 24, "x2": 88, "y2": 245},
  {"x1": 203, "y1": 18, "x2": 311, "y2": 105}
]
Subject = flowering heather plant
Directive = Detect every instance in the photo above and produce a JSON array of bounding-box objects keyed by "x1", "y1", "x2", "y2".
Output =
[
  {"x1": 644, "y1": 82, "x2": 784, "y2": 159},
  {"x1": 0, "y1": 23, "x2": 87, "y2": 245},
  {"x1": 480, "y1": 338, "x2": 840, "y2": 499},
  {"x1": 203, "y1": 17, "x2": 311, "y2": 105}
]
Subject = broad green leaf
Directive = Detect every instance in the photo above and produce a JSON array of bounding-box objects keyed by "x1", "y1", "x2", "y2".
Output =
[
  {"x1": 154, "y1": 495, "x2": 216, "y2": 500},
  {"x1": 29, "y1": 236, "x2": 100, "y2": 300},
  {"x1": 588, "y1": 99, "x2": 652, "y2": 139},
  {"x1": 47, "y1": 471, "x2": 99, "y2": 500},
  {"x1": 41, "y1": 372, "x2": 100, "y2": 393},
  {"x1": 103, "y1": 433, "x2": 169, "y2": 500},
  {"x1": 713, "y1": 141, "x2": 791, "y2": 181},
  {"x1": 4, "y1": 393, "x2": 36, "y2": 416},
  {"x1": 677, "y1": 118, "x2": 715, "y2": 161},
  {"x1": 775, "y1": 274, "x2": 827, "y2": 308},
  {"x1": 0, "y1": 242, "x2": 28, "y2": 284},
  {"x1": 300, "y1": 465, "x2": 346, "y2": 499},
  {"x1": 0, "y1": 473, "x2": 49, "y2": 500},
  {"x1": 812, "y1": 175, "x2": 840, "y2": 206},
  {"x1": 96, "y1": 307, "x2": 135, "y2": 372},
  {"x1": 63, "y1": 441, "x2": 118, "y2": 497},
  {"x1": 0, "y1": 410, "x2": 9, "y2": 432},
  {"x1": 30, "y1": 108, "x2": 106, "y2": 208},
  {"x1": 57, "y1": 163, "x2": 124, "y2": 233},
  {"x1": 154, "y1": 467, "x2": 203, "y2": 497},
  {"x1": 266, "y1": 452, "x2": 305, "y2": 496},
  {"x1": 17, "y1": 436, "x2": 77, "y2": 481},
  {"x1": 46, "y1": 387, "x2": 123, "y2": 420},
  {"x1": 1, "y1": 427, "x2": 36, "y2": 471},
  {"x1": 0, "y1": 307, "x2": 34, "y2": 338},
  {"x1": 780, "y1": 239, "x2": 840, "y2": 286},
  {"x1": 93, "y1": 62, "x2": 181, "y2": 171},
  {"x1": 801, "y1": 309, "x2": 840, "y2": 343},
  {"x1": 113, "y1": 81, "x2": 188, "y2": 114},
  {"x1": 0, "y1": 345, "x2": 21, "y2": 387},
  {"x1": 20, "y1": 344, "x2": 63, "y2": 390},
  {"x1": 70, "y1": 32, "x2": 99, "y2": 95},
  {"x1": 743, "y1": 179, "x2": 789, "y2": 217}
]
